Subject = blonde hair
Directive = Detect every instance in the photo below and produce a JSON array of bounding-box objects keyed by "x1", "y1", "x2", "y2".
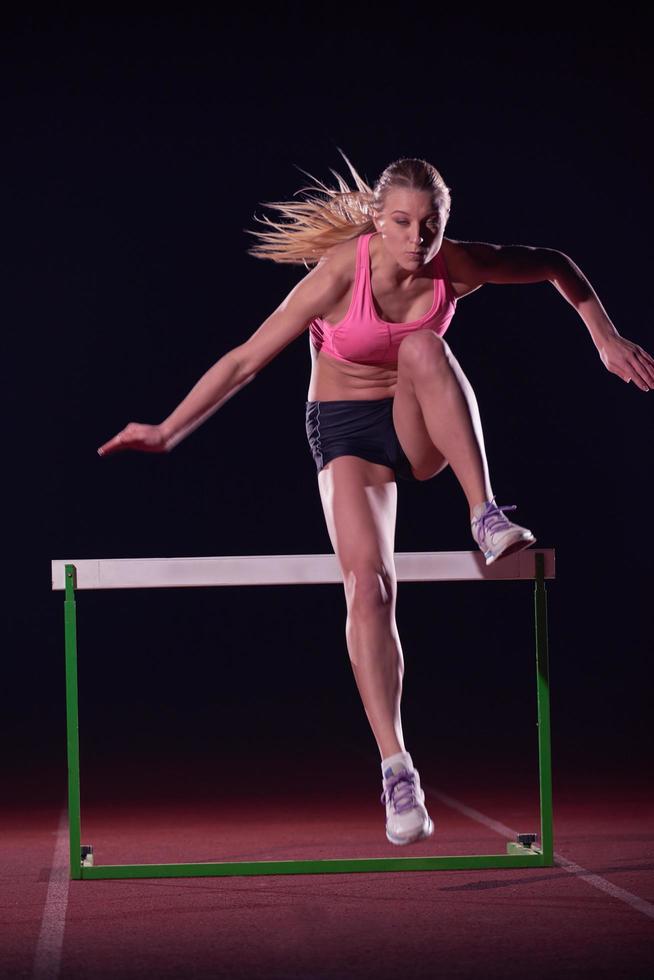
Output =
[{"x1": 244, "y1": 149, "x2": 452, "y2": 269}]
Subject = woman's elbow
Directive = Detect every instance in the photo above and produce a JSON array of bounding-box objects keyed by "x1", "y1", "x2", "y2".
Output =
[{"x1": 229, "y1": 344, "x2": 262, "y2": 383}]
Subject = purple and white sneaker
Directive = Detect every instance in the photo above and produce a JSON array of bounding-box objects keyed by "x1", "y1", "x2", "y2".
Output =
[
  {"x1": 471, "y1": 496, "x2": 536, "y2": 565},
  {"x1": 380, "y1": 752, "x2": 434, "y2": 846}
]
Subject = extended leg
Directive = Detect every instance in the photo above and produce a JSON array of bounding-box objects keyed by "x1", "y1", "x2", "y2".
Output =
[
  {"x1": 317, "y1": 455, "x2": 406, "y2": 760},
  {"x1": 316, "y1": 454, "x2": 434, "y2": 845}
]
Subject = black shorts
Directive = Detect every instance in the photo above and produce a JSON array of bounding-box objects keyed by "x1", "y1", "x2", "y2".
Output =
[{"x1": 305, "y1": 397, "x2": 417, "y2": 482}]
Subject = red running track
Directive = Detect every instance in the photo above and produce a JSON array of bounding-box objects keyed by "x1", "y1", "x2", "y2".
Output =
[{"x1": 2, "y1": 741, "x2": 653, "y2": 979}]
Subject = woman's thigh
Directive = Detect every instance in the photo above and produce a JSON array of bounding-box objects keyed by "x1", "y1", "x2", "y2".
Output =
[
  {"x1": 392, "y1": 332, "x2": 450, "y2": 481},
  {"x1": 317, "y1": 454, "x2": 398, "y2": 607}
]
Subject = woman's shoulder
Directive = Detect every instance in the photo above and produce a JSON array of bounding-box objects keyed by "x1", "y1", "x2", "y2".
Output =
[
  {"x1": 321, "y1": 233, "x2": 362, "y2": 262},
  {"x1": 440, "y1": 237, "x2": 486, "y2": 299},
  {"x1": 314, "y1": 233, "x2": 364, "y2": 283},
  {"x1": 440, "y1": 237, "x2": 484, "y2": 280},
  {"x1": 440, "y1": 236, "x2": 469, "y2": 265}
]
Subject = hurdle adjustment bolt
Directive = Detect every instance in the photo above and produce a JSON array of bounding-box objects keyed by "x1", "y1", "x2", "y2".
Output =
[{"x1": 516, "y1": 833, "x2": 538, "y2": 847}]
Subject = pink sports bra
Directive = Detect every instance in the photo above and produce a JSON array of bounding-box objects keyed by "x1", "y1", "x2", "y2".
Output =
[{"x1": 309, "y1": 231, "x2": 457, "y2": 366}]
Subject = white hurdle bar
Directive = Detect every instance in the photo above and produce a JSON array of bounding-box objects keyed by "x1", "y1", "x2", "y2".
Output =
[{"x1": 51, "y1": 549, "x2": 555, "y2": 590}]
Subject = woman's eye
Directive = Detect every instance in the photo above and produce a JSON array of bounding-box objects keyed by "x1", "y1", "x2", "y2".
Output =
[{"x1": 394, "y1": 219, "x2": 440, "y2": 229}]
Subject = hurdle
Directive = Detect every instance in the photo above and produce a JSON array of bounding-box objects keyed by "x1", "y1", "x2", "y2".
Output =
[{"x1": 51, "y1": 548, "x2": 555, "y2": 880}]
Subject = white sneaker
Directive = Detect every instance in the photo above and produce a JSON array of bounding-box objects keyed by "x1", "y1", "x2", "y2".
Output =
[
  {"x1": 471, "y1": 497, "x2": 536, "y2": 565},
  {"x1": 380, "y1": 752, "x2": 434, "y2": 846}
]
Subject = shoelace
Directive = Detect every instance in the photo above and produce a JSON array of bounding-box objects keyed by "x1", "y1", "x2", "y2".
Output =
[
  {"x1": 380, "y1": 768, "x2": 419, "y2": 814},
  {"x1": 474, "y1": 499, "x2": 517, "y2": 539}
]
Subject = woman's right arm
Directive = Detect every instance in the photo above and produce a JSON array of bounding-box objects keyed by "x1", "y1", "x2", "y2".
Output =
[{"x1": 97, "y1": 249, "x2": 348, "y2": 456}]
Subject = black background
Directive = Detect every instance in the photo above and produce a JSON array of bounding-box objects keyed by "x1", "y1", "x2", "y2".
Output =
[{"x1": 4, "y1": 11, "x2": 651, "y2": 797}]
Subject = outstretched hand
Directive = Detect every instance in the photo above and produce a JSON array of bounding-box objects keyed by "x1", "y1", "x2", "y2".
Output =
[
  {"x1": 598, "y1": 335, "x2": 654, "y2": 392},
  {"x1": 97, "y1": 422, "x2": 168, "y2": 457}
]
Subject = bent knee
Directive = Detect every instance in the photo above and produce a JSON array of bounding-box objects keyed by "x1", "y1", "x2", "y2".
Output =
[
  {"x1": 344, "y1": 565, "x2": 395, "y2": 610},
  {"x1": 397, "y1": 329, "x2": 448, "y2": 369}
]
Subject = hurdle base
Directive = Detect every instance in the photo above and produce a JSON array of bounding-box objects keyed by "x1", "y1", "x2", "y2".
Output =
[
  {"x1": 78, "y1": 851, "x2": 549, "y2": 880},
  {"x1": 506, "y1": 841, "x2": 543, "y2": 857}
]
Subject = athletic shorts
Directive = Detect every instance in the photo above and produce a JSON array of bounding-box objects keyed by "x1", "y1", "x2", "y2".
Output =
[{"x1": 305, "y1": 397, "x2": 417, "y2": 482}]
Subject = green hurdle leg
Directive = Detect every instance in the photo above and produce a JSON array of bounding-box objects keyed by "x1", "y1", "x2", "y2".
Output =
[
  {"x1": 535, "y1": 552, "x2": 554, "y2": 864},
  {"x1": 64, "y1": 564, "x2": 83, "y2": 880}
]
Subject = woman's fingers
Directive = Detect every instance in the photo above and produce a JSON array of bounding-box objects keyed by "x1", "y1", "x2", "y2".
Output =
[
  {"x1": 97, "y1": 431, "x2": 128, "y2": 456},
  {"x1": 97, "y1": 423, "x2": 167, "y2": 456},
  {"x1": 97, "y1": 435, "x2": 119, "y2": 456},
  {"x1": 635, "y1": 347, "x2": 654, "y2": 388},
  {"x1": 601, "y1": 337, "x2": 653, "y2": 392},
  {"x1": 625, "y1": 350, "x2": 653, "y2": 391}
]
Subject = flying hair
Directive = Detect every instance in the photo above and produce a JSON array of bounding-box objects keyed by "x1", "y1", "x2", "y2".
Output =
[{"x1": 243, "y1": 149, "x2": 452, "y2": 270}]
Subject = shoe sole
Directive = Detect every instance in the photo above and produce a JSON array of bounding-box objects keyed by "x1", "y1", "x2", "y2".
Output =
[
  {"x1": 386, "y1": 817, "x2": 434, "y2": 846},
  {"x1": 486, "y1": 533, "x2": 537, "y2": 565}
]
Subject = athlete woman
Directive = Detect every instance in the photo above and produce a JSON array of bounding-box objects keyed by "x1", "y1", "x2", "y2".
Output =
[{"x1": 97, "y1": 153, "x2": 654, "y2": 846}]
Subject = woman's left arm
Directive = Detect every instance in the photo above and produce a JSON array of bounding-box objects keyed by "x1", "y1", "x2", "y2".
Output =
[
  {"x1": 452, "y1": 241, "x2": 654, "y2": 392},
  {"x1": 548, "y1": 249, "x2": 653, "y2": 391}
]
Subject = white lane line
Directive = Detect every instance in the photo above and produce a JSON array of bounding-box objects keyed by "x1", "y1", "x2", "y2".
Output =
[
  {"x1": 553, "y1": 854, "x2": 654, "y2": 921},
  {"x1": 425, "y1": 785, "x2": 654, "y2": 921},
  {"x1": 31, "y1": 806, "x2": 69, "y2": 980}
]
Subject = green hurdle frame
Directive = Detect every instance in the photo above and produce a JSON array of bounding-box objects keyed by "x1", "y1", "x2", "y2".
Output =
[{"x1": 56, "y1": 549, "x2": 554, "y2": 880}]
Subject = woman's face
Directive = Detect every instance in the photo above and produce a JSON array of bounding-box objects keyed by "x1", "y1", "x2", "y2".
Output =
[{"x1": 373, "y1": 188, "x2": 449, "y2": 269}]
